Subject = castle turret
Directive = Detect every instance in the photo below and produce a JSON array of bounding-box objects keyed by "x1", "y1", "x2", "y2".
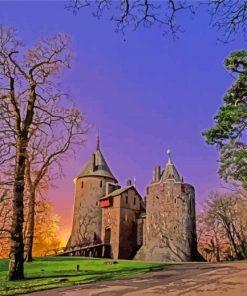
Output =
[
  {"x1": 138, "y1": 150, "x2": 199, "y2": 262},
  {"x1": 67, "y1": 135, "x2": 118, "y2": 247}
]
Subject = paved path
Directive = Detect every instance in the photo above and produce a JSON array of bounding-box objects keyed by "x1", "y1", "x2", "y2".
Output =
[{"x1": 24, "y1": 262, "x2": 247, "y2": 296}]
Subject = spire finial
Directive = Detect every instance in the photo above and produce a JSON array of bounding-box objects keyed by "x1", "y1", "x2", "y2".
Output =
[
  {"x1": 167, "y1": 148, "x2": 171, "y2": 158},
  {"x1": 166, "y1": 148, "x2": 172, "y2": 164},
  {"x1": 96, "y1": 130, "x2": 100, "y2": 150}
]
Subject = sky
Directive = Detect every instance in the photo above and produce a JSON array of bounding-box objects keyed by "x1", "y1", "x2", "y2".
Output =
[{"x1": 0, "y1": 1, "x2": 246, "y2": 242}]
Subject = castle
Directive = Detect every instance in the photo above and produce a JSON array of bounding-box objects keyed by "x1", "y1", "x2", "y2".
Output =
[{"x1": 67, "y1": 135, "x2": 202, "y2": 261}]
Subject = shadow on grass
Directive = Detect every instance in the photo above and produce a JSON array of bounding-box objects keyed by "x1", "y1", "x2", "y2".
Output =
[
  {"x1": 26, "y1": 265, "x2": 166, "y2": 280},
  {"x1": 0, "y1": 260, "x2": 171, "y2": 296}
]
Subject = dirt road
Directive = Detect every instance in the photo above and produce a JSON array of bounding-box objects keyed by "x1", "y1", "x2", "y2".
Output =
[{"x1": 23, "y1": 262, "x2": 247, "y2": 296}]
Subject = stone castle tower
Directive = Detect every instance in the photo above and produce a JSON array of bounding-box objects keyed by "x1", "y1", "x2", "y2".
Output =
[
  {"x1": 67, "y1": 135, "x2": 118, "y2": 246},
  {"x1": 137, "y1": 150, "x2": 199, "y2": 262}
]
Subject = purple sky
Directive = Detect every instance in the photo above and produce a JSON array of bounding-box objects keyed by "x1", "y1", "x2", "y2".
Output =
[{"x1": 1, "y1": 1, "x2": 245, "y2": 240}]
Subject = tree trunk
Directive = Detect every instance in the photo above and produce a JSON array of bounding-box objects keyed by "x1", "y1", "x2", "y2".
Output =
[
  {"x1": 225, "y1": 223, "x2": 244, "y2": 260},
  {"x1": 8, "y1": 138, "x2": 26, "y2": 280},
  {"x1": 25, "y1": 191, "x2": 35, "y2": 262},
  {"x1": 231, "y1": 223, "x2": 247, "y2": 259}
]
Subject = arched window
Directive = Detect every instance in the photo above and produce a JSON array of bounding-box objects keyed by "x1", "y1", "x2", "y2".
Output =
[{"x1": 81, "y1": 181, "x2": 84, "y2": 188}]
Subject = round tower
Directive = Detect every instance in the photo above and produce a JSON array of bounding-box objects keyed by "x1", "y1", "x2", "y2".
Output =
[
  {"x1": 144, "y1": 150, "x2": 198, "y2": 261},
  {"x1": 67, "y1": 135, "x2": 118, "y2": 246}
]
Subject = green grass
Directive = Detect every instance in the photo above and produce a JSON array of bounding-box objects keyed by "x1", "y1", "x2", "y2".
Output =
[{"x1": 0, "y1": 257, "x2": 171, "y2": 295}]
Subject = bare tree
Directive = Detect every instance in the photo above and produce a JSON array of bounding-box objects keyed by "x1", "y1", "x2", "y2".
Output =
[
  {"x1": 0, "y1": 26, "x2": 86, "y2": 280},
  {"x1": 208, "y1": 0, "x2": 247, "y2": 42},
  {"x1": 199, "y1": 191, "x2": 247, "y2": 261},
  {"x1": 67, "y1": 0, "x2": 195, "y2": 36},
  {"x1": 24, "y1": 100, "x2": 87, "y2": 262},
  {"x1": 197, "y1": 211, "x2": 229, "y2": 261},
  {"x1": 67, "y1": 0, "x2": 247, "y2": 41}
]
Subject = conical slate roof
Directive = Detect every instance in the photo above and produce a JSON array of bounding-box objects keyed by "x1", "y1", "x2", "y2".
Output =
[
  {"x1": 161, "y1": 155, "x2": 181, "y2": 182},
  {"x1": 77, "y1": 136, "x2": 117, "y2": 181}
]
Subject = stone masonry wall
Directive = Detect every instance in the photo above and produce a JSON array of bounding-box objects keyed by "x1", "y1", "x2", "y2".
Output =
[{"x1": 143, "y1": 181, "x2": 196, "y2": 262}]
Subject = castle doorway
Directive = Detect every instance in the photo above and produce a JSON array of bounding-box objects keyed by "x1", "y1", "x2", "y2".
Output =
[{"x1": 105, "y1": 228, "x2": 111, "y2": 244}]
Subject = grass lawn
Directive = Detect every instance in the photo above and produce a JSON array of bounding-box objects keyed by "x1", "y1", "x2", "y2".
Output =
[{"x1": 0, "y1": 257, "x2": 171, "y2": 295}]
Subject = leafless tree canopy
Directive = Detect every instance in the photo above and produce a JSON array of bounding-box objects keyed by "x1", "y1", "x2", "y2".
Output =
[
  {"x1": 197, "y1": 191, "x2": 247, "y2": 262},
  {"x1": 67, "y1": 0, "x2": 195, "y2": 36},
  {"x1": 208, "y1": 0, "x2": 247, "y2": 42},
  {"x1": 67, "y1": 0, "x2": 247, "y2": 41}
]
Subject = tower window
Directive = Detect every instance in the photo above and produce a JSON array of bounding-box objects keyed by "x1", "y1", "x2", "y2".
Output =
[
  {"x1": 134, "y1": 197, "x2": 136, "y2": 205},
  {"x1": 100, "y1": 180, "x2": 103, "y2": 188},
  {"x1": 81, "y1": 181, "x2": 84, "y2": 188},
  {"x1": 96, "y1": 201, "x2": 98, "y2": 206},
  {"x1": 126, "y1": 196, "x2": 128, "y2": 204},
  {"x1": 174, "y1": 198, "x2": 177, "y2": 204}
]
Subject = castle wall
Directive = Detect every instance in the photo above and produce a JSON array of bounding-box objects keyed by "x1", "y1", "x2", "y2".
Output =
[
  {"x1": 68, "y1": 176, "x2": 116, "y2": 246},
  {"x1": 101, "y1": 196, "x2": 121, "y2": 259},
  {"x1": 101, "y1": 188, "x2": 143, "y2": 259},
  {"x1": 118, "y1": 189, "x2": 141, "y2": 259},
  {"x1": 143, "y1": 181, "x2": 197, "y2": 262}
]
